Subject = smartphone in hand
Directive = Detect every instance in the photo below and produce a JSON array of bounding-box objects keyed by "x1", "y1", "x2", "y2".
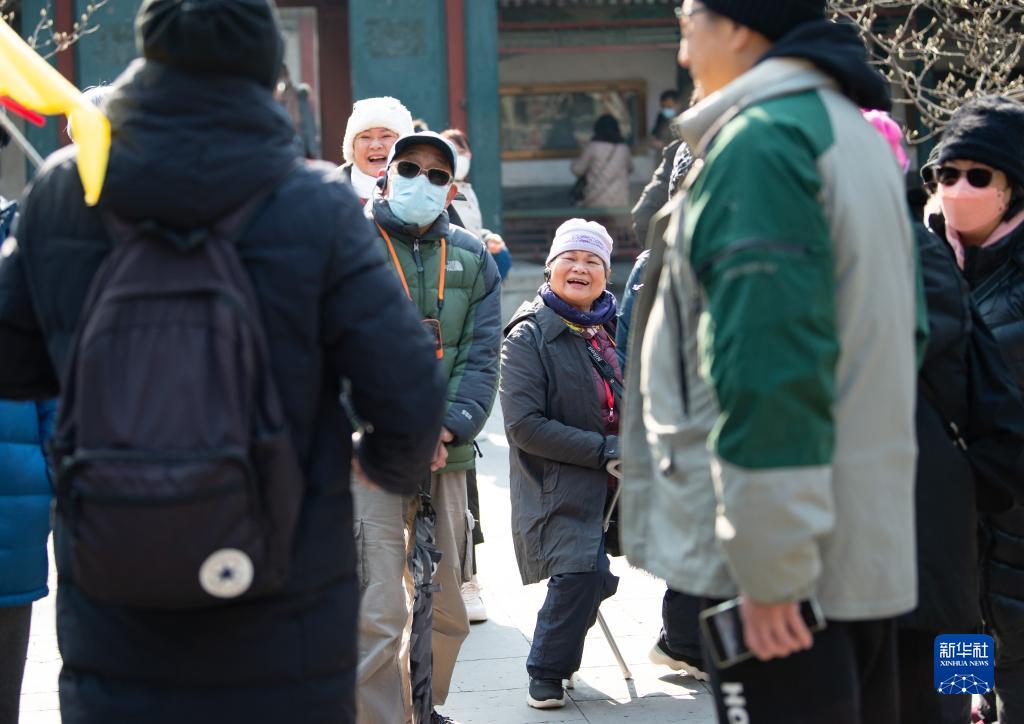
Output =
[{"x1": 699, "y1": 596, "x2": 826, "y2": 670}]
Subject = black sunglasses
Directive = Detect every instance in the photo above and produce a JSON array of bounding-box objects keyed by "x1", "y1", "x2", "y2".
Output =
[
  {"x1": 395, "y1": 160, "x2": 452, "y2": 187},
  {"x1": 922, "y1": 165, "x2": 995, "y2": 192}
]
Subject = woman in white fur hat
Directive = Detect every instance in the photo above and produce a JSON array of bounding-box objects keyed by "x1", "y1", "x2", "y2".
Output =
[{"x1": 338, "y1": 96, "x2": 414, "y2": 202}]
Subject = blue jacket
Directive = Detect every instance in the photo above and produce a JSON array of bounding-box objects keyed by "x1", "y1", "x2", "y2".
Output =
[{"x1": 0, "y1": 399, "x2": 56, "y2": 606}]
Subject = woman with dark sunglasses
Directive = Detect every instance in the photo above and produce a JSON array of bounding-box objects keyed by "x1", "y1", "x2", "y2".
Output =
[{"x1": 925, "y1": 96, "x2": 1024, "y2": 724}]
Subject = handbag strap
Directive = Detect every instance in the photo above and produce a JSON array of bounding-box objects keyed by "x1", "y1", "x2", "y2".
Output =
[{"x1": 585, "y1": 340, "x2": 624, "y2": 403}]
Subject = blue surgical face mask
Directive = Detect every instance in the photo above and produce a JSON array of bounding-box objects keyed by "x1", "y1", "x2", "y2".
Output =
[
  {"x1": 387, "y1": 173, "x2": 450, "y2": 228},
  {"x1": 661, "y1": 107, "x2": 677, "y2": 119}
]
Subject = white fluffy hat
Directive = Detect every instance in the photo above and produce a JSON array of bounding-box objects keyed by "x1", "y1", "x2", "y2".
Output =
[
  {"x1": 342, "y1": 96, "x2": 415, "y2": 165},
  {"x1": 546, "y1": 218, "x2": 614, "y2": 269}
]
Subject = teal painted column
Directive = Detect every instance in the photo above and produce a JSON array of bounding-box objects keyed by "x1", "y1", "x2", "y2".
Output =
[
  {"x1": 75, "y1": 0, "x2": 142, "y2": 87},
  {"x1": 464, "y1": 0, "x2": 502, "y2": 234},
  {"x1": 348, "y1": 0, "x2": 449, "y2": 130}
]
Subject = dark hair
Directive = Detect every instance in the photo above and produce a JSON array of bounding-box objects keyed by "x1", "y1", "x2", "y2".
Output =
[
  {"x1": 592, "y1": 114, "x2": 625, "y2": 145},
  {"x1": 660, "y1": 89, "x2": 679, "y2": 104},
  {"x1": 412, "y1": 118, "x2": 430, "y2": 133},
  {"x1": 441, "y1": 128, "x2": 470, "y2": 154}
]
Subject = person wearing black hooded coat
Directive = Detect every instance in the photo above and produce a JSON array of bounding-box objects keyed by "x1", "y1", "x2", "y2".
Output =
[
  {"x1": 925, "y1": 95, "x2": 1024, "y2": 724},
  {"x1": 0, "y1": 1, "x2": 446, "y2": 722},
  {"x1": 900, "y1": 220, "x2": 1024, "y2": 724}
]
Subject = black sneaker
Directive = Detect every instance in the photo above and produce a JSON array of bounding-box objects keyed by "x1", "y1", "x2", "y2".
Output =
[
  {"x1": 430, "y1": 710, "x2": 459, "y2": 724},
  {"x1": 648, "y1": 636, "x2": 710, "y2": 681},
  {"x1": 527, "y1": 677, "x2": 566, "y2": 709}
]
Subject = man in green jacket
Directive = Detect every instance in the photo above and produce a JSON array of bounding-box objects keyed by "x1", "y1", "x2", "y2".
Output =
[
  {"x1": 621, "y1": 1, "x2": 919, "y2": 720},
  {"x1": 354, "y1": 131, "x2": 501, "y2": 724}
]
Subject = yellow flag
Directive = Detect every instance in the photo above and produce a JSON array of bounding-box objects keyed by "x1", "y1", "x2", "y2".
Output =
[{"x1": 0, "y1": 19, "x2": 110, "y2": 205}]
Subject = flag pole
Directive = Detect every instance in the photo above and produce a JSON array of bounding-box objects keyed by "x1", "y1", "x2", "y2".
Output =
[{"x1": 0, "y1": 112, "x2": 44, "y2": 168}]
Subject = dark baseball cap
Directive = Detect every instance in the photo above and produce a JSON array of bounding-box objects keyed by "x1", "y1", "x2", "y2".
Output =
[{"x1": 386, "y1": 131, "x2": 458, "y2": 174}]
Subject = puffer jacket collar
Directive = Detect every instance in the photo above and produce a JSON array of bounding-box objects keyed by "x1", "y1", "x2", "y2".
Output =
[
  {"x1": 370, "y1": 197, "x2": 450, "y2": 246},
  {"x1": 679, "y1": 58, "x2": 832, "y2": 156},
  {"x1": 963, "y1": 220, "x2": 1024, "y2": 285}
]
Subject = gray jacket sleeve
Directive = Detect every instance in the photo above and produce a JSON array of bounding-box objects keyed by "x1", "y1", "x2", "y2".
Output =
[
  {"x1": 500, "y1": 320, "x2": 615, "y2": 469},
  {"x1": 630, "y1": 140, "x2": 679, "y2": 245},
  {"x1": 443, "y1": 244, "x2": 502, "y2": 445}
]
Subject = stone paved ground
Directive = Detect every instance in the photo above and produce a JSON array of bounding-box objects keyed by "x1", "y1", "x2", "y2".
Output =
[{"x1": 19, "y1": 403, "x2": 715, "y2": 724}]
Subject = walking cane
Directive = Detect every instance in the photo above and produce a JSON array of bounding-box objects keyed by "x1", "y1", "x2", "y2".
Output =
[{"x1": 595, "y1": 458, "x2": 632, "y2": 680}]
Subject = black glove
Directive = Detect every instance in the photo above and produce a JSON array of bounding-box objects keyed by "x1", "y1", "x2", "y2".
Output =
[{"x1": 603, "y1": 435, "x2": 619, "y2": 464}]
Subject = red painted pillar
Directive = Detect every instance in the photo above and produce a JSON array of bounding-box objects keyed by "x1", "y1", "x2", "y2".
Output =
[
  {"x1": 53, "y1": 0, "x2": 75, "y2": 81},
  {"x1": 445, "y1": 0, "x2": 467, "y2": 133},
  {"x1": 54, "y1": 0, "x2": 76, "y2": 146}
]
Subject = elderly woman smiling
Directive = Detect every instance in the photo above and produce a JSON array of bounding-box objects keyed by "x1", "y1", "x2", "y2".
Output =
[{"x1": 500, "y1": 219, "x2": 622, "y2": 711}]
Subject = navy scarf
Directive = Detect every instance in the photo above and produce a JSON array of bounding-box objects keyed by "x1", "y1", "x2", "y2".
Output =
[{"x1": 539, "y1": 283, "x2": 617, "y2": 327}]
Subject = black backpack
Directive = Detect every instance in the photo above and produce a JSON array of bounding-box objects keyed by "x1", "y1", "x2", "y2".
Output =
[{"x1": 50, "y1": 187, "x2": 304, "y2": 610}]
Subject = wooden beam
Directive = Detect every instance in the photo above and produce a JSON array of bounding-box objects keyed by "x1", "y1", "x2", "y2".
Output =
[
  {"x1": 54, "y1": 0, "x2": 75, "y2": 146},
  {"x1": 500, "y1": 18, "x2": 675, "y2": 31},
  {"x1": 445, "y1": 0, "x2": 468, "y2": 132},
  {"x1": 500, "y1": 42, "x2": 677, "y2": 56}
]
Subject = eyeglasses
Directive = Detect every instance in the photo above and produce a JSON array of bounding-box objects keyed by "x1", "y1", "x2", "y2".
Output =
[
  {"x1": 394, "y1": 160, "x2": 452, "y2": 187},
  {"x1": 922, "y1": 165, "x2": 995, "y2": 192},
  {"x1": 674, "y1": 4, "x2": 709, "y2": 21}
]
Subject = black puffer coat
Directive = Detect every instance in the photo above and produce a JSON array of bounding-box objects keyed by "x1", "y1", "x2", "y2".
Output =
[
  {"x1": 904, "y1": 224, "x2": 1024, "y2": 633},
  {"x1": 0, "y1": 59, "x2": 446, "y2": 723},
  {"x1": 940, "y1": 216, "x2": 1024, "y2": 661}
]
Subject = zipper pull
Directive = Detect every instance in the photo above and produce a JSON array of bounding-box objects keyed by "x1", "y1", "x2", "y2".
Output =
[{"x1": 413, "y1": 240, "x2": 424, "y2": 273}]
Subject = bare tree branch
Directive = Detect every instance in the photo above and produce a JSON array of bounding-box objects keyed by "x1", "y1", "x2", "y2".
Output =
[
  {"x1": 0, "y1": 0, "x2": 108, "y2": 59},
  {"x1": 829, "y1": 0, "x2": 1024, "y2": 143}
]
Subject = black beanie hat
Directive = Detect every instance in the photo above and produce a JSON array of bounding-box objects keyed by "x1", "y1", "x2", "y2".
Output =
[
  {"x1": 136, "y1": 0, "x2": 284, "y2": 90},
  {"x1": 702, "y1": 0, "x2": 826, "y2": 41},
  {"x1": 937, "y1": 96, "x2": 1024, "y2": 188}
]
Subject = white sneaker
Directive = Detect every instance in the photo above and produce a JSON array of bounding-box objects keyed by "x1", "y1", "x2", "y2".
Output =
[{"x1": 461, "y1": 576, "x2": 488, "y2": 623}]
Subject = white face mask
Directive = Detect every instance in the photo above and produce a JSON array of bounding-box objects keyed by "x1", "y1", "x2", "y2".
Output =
[
  {"x1": 455, "y1": 154, "x2": 471, "y2": 181},
  {"x1": 388, "y1": 173, "x2": 450, "y2": 227}
]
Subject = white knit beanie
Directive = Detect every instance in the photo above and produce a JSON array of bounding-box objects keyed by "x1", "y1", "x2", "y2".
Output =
[
  {"x1": 342, "y1": 96, "x2": 415, "y2": 165},
  {"x1": 546, "y1": 218, "x2": 614, "y2": 269}
]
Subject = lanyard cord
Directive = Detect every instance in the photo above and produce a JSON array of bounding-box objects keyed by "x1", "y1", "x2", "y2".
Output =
[
  {"x1": 589, "y1": 337, "x2": 616, "y2": 417},
  {"x1": 377, "y1": 223, "x2": 446, "y2": 313}
]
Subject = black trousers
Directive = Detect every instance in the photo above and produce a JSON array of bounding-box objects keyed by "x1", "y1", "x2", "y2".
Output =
[
  {"x1": 702, "y1": 608, "x2": 899, "y2": 724},
  {"x1": 527, "y1": 545, "x2": 619, "y2": 680},
  {"x1": 662, "y1": 588, "x2": 704, "y2": 662},
  {"x1": 993, "y1": 625, "x2": 1024, "y2": 724},
  {"x1": 0, "y1": 604, "x2": 32, "y2": 724},
  {"x1": 896, "y1": 628, "x2": 971, "y2": 724}
]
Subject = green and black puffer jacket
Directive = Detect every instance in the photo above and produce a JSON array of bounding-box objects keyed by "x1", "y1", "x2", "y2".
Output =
[{"x1": 370, "y1": 199, "x2": 501, "y2": 471}]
